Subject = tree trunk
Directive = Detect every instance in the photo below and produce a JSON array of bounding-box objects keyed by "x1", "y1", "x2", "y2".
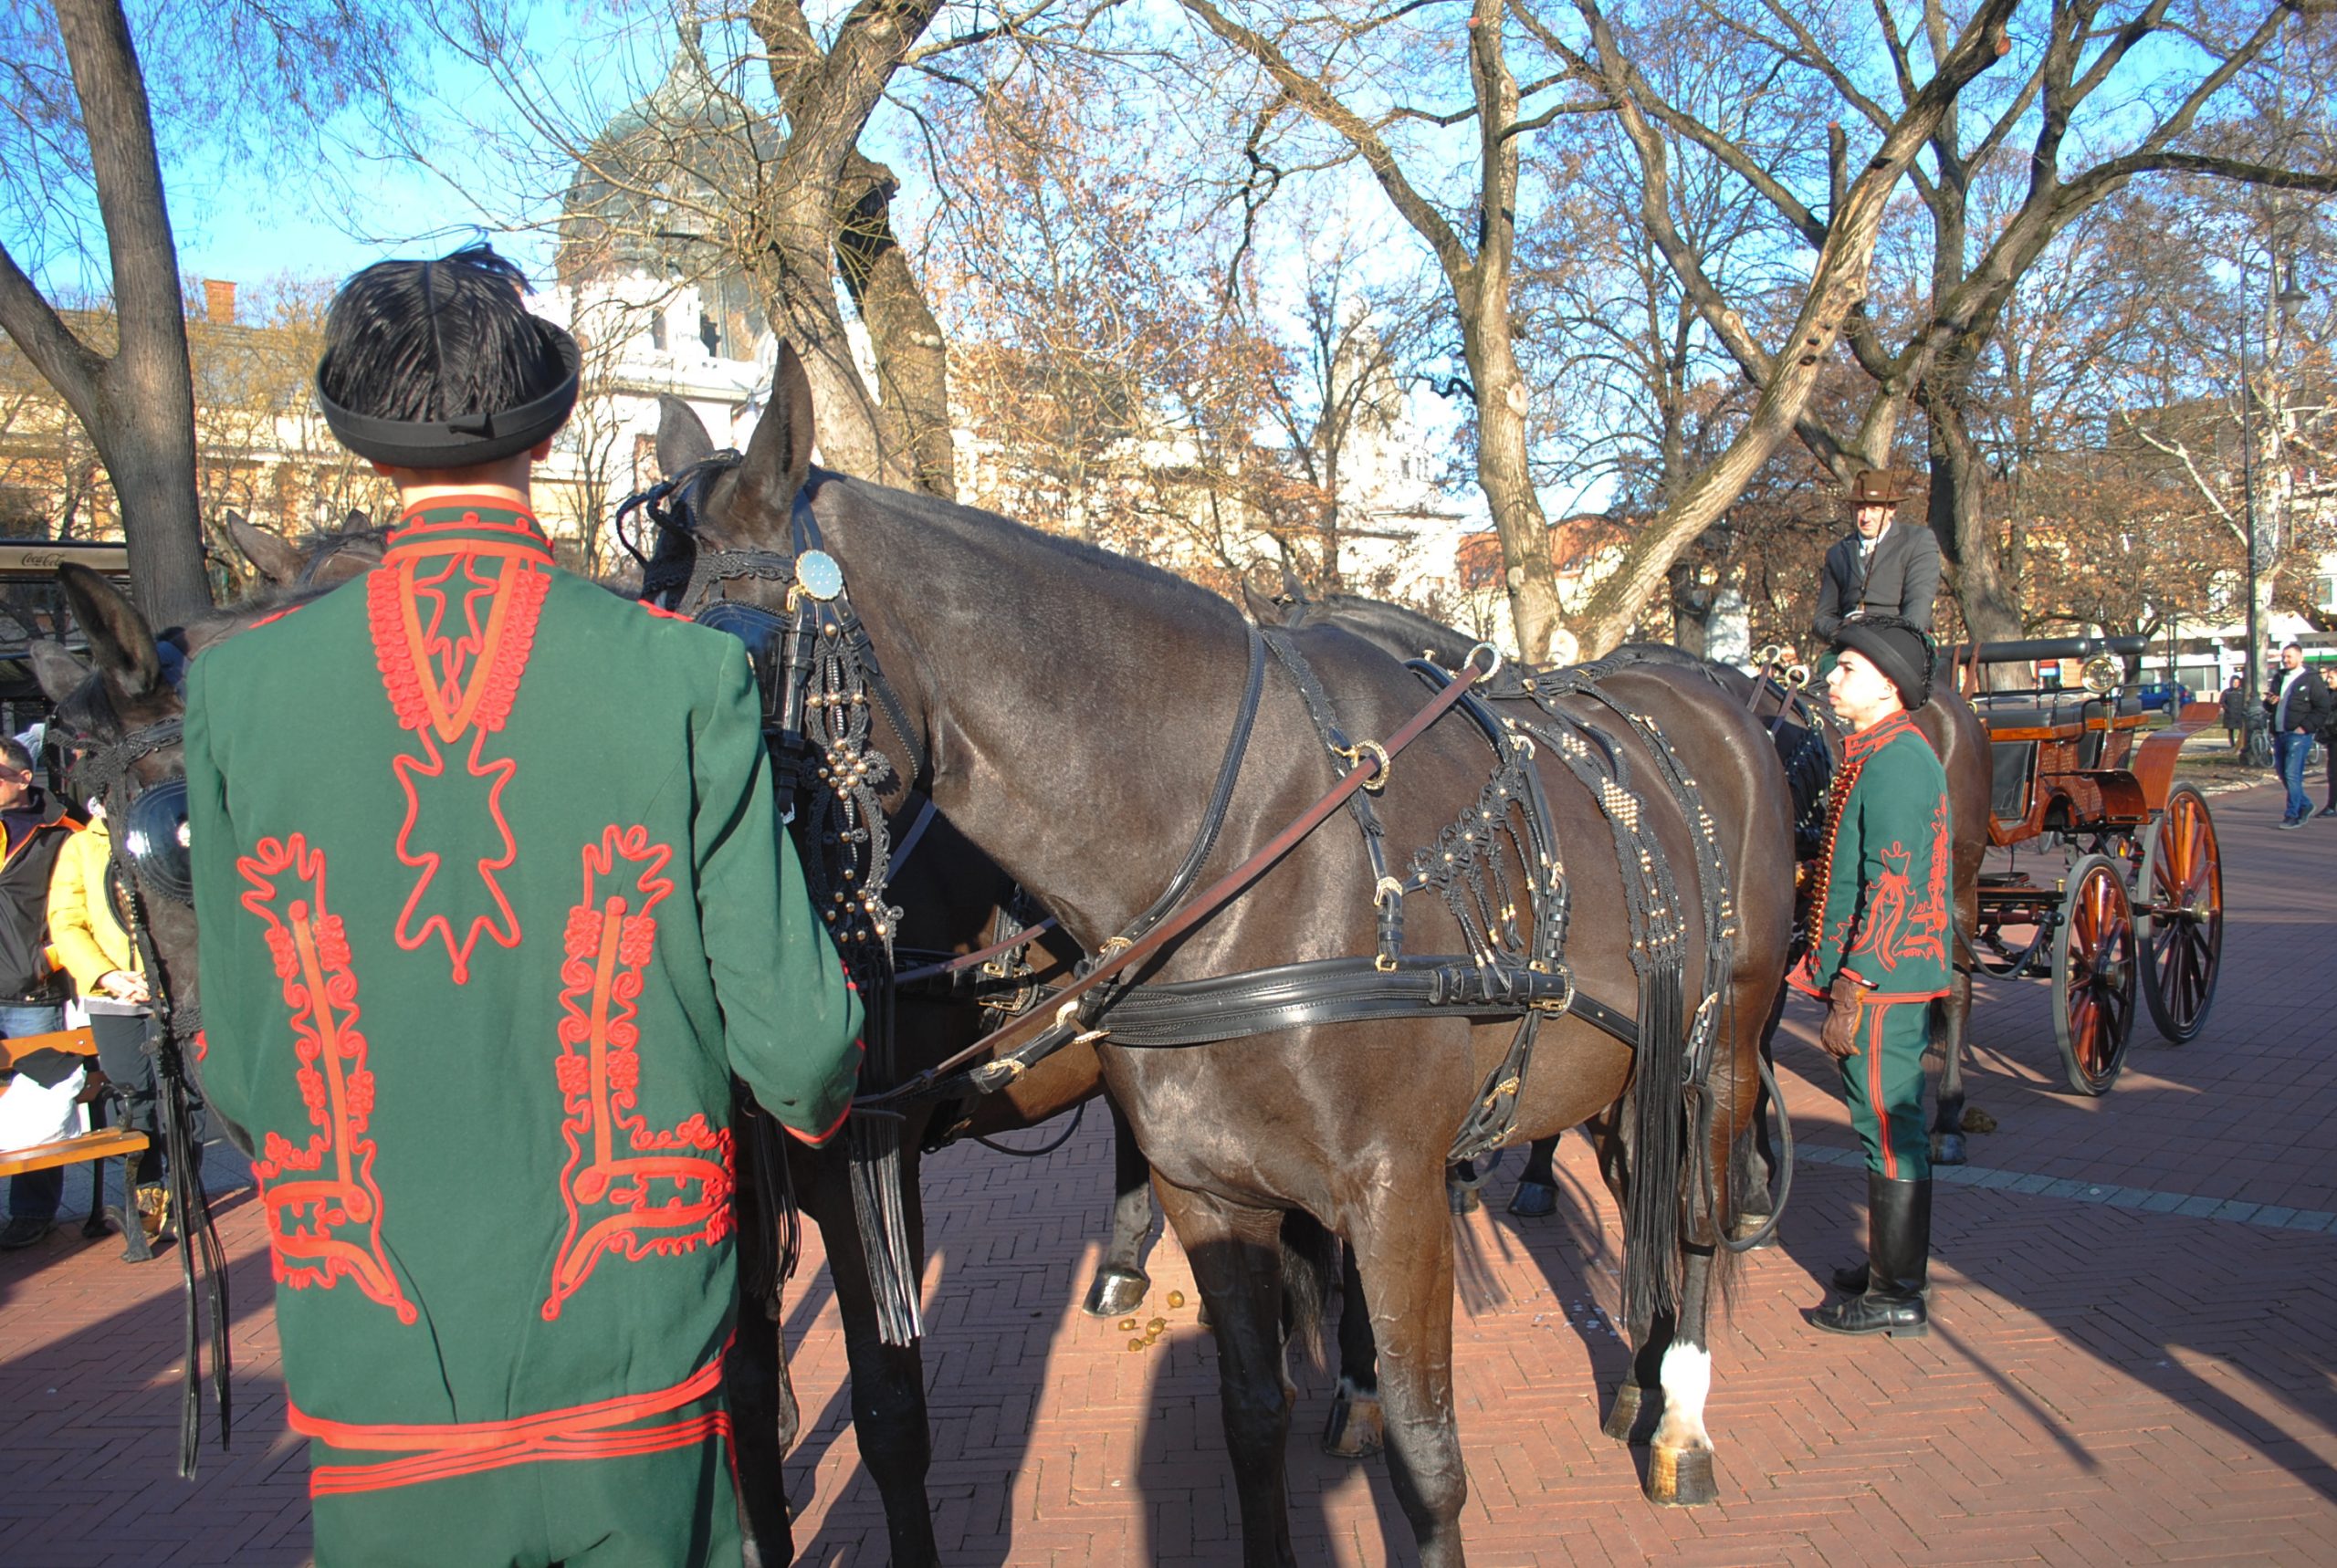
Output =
[
  {"x1": 835, "y1": 153, "x2": 954, "y2": 499},
  {"x1": 752, "y1": 179, "x2": 910, "y2": 486},
  {"x1": 1464, "y1": 0, "x2": 1561, "y2": 664},
  {"x1": 1926, "y1": 388, "x2": 2023, "y2": 682},
  {"x1": 1668, "y1": 560, "x2": 1712, "y2": 657},
  {"x1": 12, "y1": 0, "x2": 212, "y2": 625},
  {"x1": 1465, "y1": 312, "x2": 1561, "y2": 662}
]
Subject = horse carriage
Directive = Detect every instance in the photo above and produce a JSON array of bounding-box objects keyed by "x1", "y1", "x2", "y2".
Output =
[{"x1": 1951, "y1": 633, "x2": 2226, "y2": 1095}]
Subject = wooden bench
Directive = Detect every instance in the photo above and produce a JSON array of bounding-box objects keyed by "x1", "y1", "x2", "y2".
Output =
[{"x1": 0, "y1": 1028, "x2": 154, "y2": 1260}]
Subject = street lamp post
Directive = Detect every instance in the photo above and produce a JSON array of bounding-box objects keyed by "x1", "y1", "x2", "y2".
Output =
[{"x1": 2237, "y1": 253, "x2": 2312, "y2": 768}]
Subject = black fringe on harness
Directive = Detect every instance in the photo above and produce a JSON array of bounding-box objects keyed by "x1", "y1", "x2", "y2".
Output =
[{"x1": 1622, "y1": 958, "x2": 1686, "y2": 1337}]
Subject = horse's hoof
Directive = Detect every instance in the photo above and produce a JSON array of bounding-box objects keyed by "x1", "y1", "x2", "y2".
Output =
[
  {"x1": 1448, "y1": 1179, "x2": 1482, "y2": 1215},
  {"x1": 1930, "y1": 1131, "x2": 1967, "y2": 1166},
  {"x1": 1645, "y1": 1444, "x2": 1718, "y2": 1507},
  {"x1": 1507, "y1": 1180, "x2": 1559, "y2": 1218},
  {"x1": 1322, "y1": 1382, "x2": 1385, "y2": 1459},
  {"x1": 1730, "y1": 1211, "x2": 1779, "y2": 1249},
  {"x1": 1082, "y1": 1266, "x2": 1150, "y2": 1319},
  {"x1": 1601, "y1": 1382, "x2": 1658, "y2": 1444}
]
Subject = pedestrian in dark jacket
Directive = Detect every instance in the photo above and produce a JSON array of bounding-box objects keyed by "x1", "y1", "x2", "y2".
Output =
[
  {"x1": 2266, "y1": 643, "x2": 2335, "y2": 827},
  {"x1": 2319, "y1": 668, "x2": 2337, "y2": 819},
  {"x1": 2220, "y1": 677, "x2": 2247, "y2": 752},
  {"x1": 0, "y1": 735, "x2": 85, "y2": 1249}
]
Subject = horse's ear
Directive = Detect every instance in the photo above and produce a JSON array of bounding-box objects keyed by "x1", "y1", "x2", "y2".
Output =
[
  {"x1": 341, "y1": 507, "x2": 372, "y2": 533},
  {"x1": 656, "y1": 394, "x2": 716, "y2": 475},
  {"x1": 1279, "y1": 567, "x2": 1312, "y2": 609},
  {"x1": 734, "y1": 341, "x2": 814, "y2": 521},
  {"x1": 28, "y1": 641, "x2": 91, "y2": 706},
  {"x1": 58, "y1": 562, "x2": 163, "y2": 702},
  {"x1": 1239, "y1": 569, "x2": 1284, "y2": 625},
  {"x1": 308, "y1": 549, "x2": 375, "y2": 591},
  {"x1": 227, "y1": 512, "x2": 302, "y2": 586}
]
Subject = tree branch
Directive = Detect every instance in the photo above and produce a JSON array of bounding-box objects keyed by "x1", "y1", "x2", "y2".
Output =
[
  {"x1": 0, "y1": 239, "x2": 108, "y2": 430},
  {"x1": 1176, "y1": 0, "x2": 1474, "y2": 285}
]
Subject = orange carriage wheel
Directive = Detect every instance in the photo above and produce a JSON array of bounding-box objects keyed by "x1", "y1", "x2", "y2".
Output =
[
  {"x1": 2137, "y1": 783, "x2": 2224, "y2": 1045},
  {"x1": 2050, "y1": 852, "x2": 2138, "y2": 1096}
]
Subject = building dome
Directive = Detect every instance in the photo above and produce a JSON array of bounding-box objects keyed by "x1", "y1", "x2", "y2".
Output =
[{"x1": 557, "y1": 22, "x2": 776, "y2": 287}]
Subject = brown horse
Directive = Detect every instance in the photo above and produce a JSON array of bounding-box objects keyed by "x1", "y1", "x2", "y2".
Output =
[
  {"x1": 652, "y1": 344, "x2": 1797, "y2": 1563},
  {"x1": 1256, "y1": 586, "x2": 1994, "y2": 1175}
]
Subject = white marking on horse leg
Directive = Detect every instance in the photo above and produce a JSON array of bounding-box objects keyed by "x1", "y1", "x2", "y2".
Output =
[{"x1": 1651, "y1": 1343, "x2": 1713, "y2": 1451}]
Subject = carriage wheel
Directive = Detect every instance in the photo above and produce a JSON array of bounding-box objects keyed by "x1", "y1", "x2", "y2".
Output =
[
  {"x1": 2051, "y1": 853, "x2": 2138, "y2": 1096},
  {"x1": 2137, "y1": 784, "x2": 2224, "y2": 1044}
]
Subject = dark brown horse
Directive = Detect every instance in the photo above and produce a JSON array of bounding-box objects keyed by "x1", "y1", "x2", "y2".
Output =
[
  {"x1": 1256, "y1": 586, "x2": 1994, "y2": 1175},
  {"x1": 653, "y1": 345, "x2": 1797, "y2": 1563}
]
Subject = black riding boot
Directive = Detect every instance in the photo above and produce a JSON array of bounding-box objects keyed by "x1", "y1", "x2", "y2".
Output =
[{"x1": 1816, "y1": 1175, "x2": 1930, "y2": 1337}]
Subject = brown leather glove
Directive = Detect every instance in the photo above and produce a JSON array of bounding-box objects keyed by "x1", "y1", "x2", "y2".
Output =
[{"x1": 1818, "y1": 970, "x2": 1869, "y2": 1059}]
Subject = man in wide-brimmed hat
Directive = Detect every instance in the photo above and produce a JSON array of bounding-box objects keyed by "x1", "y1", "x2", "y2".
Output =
[
  {"x1": 1811, "y1": 467, "x2": 1941, "y2": 640},
  {"x1": 1792, "y1": 613, "x2": 1952, "y2": 1339}
]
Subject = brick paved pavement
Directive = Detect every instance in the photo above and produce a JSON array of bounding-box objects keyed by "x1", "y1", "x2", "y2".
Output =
[{"x1": 5, "y1": 779, "x2": 2333, "y2": 1565}]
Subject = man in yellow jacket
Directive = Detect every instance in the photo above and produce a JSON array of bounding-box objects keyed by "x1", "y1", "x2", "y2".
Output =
[{"x1": 49, "y1": 801, "x2": 194, "y2": 1242}]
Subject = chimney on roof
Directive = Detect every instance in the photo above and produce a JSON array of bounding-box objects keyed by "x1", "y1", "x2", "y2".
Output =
[{"x1": 203, "y1": 278, "x2": 237, "y2": 324}]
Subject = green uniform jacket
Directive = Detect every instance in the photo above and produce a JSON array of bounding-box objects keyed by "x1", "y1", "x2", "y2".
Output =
[
  {"x1": 1792, "y1": 711, "x2": 1953, "y2": 1001},
  {"x1": 183, "y1": 499, "x2": 862, "y2": 1495}
]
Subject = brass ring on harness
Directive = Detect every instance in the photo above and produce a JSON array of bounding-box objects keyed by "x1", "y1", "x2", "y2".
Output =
[
  {"x1": 1332, "y1": 738, "x2": 1393, "y2": 794},
  {"x1": 1787, "y1": 665, "x2": 1811, "y2": 689},
  {"x1": 1098, "y1": 936, "x2": 1131, "y2": 958},
  {"x1": 1055, "y1": 998, "x2": 1111, "y2": 1050},
  {"x1": 1464, "y1": 642, "x2": 1504, "y2": 680}
]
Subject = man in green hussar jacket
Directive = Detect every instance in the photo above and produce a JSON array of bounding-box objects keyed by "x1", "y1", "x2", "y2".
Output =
[
  {"x1": 183, "y1": 243, "x2": 864, "y2": 1566},
  {"x1": 1789, "y1": 614, "x2": 1952, "y2": 1340}
]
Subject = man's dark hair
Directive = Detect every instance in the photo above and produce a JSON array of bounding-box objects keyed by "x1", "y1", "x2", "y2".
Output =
[
  {"x1": 319, "y1": 243, "x2": 566, "y2": 423},
  {"x1": 0, "y1": 737, "x2": 30, "y2": 772},
  {"x1": 2283, "y1": 642, "x2": 2304, "y2": 654}
]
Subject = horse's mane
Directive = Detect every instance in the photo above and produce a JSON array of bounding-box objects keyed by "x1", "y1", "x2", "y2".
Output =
[{"x1": 818, "y1": 473, "x2": 1248, "y2": 622}]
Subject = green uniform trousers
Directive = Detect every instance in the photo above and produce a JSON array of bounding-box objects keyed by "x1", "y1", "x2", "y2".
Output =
[
  {"x1": 305, "y1": 1399, "x2": 739, "y2": 1568},
  {"x1": 1839, "y1": 996, "x2": 1931, "y2": 1182}
]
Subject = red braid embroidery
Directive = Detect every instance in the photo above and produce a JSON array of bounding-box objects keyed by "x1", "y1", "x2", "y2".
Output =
[
  {"x1": 368, "y1": 554, "x2": 550, "y2": 983},
  {"x1": 541, "y1": 825, "x2": 735, "y2": 1320},
  {"x1": 238, "y1": 834, "x2": 416, "y2": 1323}
]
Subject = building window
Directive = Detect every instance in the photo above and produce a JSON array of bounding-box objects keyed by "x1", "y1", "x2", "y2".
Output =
[
  {"x1": 649, "y1": 310, "x2": 666, "y2": 352},
  {"x1": 634, "y1": 433, "x2": 658, "y2": 491},
  {"x1": 700, "y1": 312, "x2": 720, "y2": 357},
  {"x1": 2316, "y1": 574, "x2": 2335, "y2": 612}
]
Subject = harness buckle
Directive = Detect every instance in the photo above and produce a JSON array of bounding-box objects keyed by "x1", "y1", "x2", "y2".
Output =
[
  {"x1": 1534, "y1": 970, "x2": 1577, "y2": 1016},
  {"x1": 1332, "y1": 738, "x2": 1393, "y2": 793}
]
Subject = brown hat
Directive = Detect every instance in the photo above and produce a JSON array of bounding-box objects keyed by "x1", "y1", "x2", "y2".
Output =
[{"x1": 1848, "y1": 467, "x2": 1913, "y2": 506}]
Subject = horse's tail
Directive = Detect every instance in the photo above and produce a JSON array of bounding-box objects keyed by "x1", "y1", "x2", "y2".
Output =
[
  {"x1": 1620, "y1": 955, "x2": 1691, "y2": 1340},
  {"x1": 1278, "y1": 1207, "x2": 1338, "y2": 1363}
]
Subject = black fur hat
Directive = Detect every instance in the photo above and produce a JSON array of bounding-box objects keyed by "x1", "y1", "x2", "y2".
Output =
[{"x1": 1833, "y1": 613, "x2": 1934, "y2": 709}]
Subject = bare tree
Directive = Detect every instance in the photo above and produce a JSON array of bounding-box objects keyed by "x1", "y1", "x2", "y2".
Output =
[
  {"x1": 424, "y1": 2, "x2": 1123, "y2": 498},
  {"x1": 1598, "y1": 1, "x2": 2337, "y2": 661},
  {"x1": 0, "y1": 0, "x2": 206, "y2": 621},
  {"x1": 0, "y1": 0, "x2": 424, "y2": 624},
  {"x1": 1174, "y1": 0, "x2": 2016, "y2": 660}
]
